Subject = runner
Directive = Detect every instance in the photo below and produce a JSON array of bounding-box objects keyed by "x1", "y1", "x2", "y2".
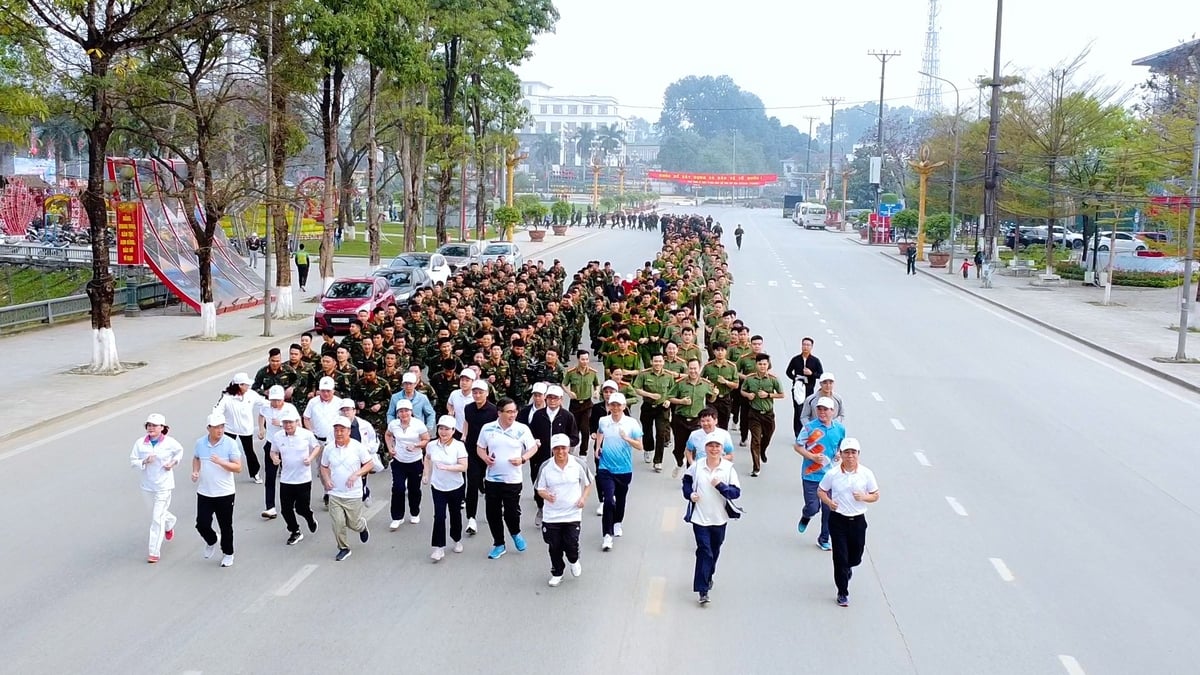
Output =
[
  {"x1": 268, "y1": 408, "x2": 321, "y2": 545},
  {"x1": 257, "y1": 385, "x2": 297, "y2": 519},
  {"x1": 191, "y1": 413, "x2": 242, "y2": 568},
  {"x1": 478, "y1": 397, "x2": 539, "y2": 560},
  {"x1": 595, "y1": 392, "x2": 643, "y2": 552},
  {"x1": 320, "y1": 416, "x2": 373, "y2": 562},
  {"x1": 213, "y1": 372, "x2": 266, "y2": 483},
  {"x1": 535, "y1": 433, "x2": 591, "y2": 587},
  {"x1": 384, "y1": 398, "x2": 430, "y2": 530},
  {"x1": 818, "y1": 438, "x2": 879, "y2": 607},
  {"x1": 423, "y1": 415, "x2": 468, "y2": 562},
  {"x1": 129, "y1": 413, "x2": 184, "y2": 563},
  {"x1": 683, "y1": 432, "x2": 742, "y2": 605}
]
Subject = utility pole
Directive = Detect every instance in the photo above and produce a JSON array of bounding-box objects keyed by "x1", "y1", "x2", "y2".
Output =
[
  {"x1": 982, "y1": 0, "x2": 1004, "y2": 265},
  {"x1": 261, "y1": 0, "x2": 274, "y2": 337},
  {"x1": 822, "y1": 97, "x2": 843, "y2": 205},
  {"x1": 868, "y1": 50, "x2": 901, "y2": 213},
  {"x1": 1175, "y1": 54, "x2": 1200, "y2": 360},
  {"x1": 804, "y1": 116, "x2": 817, "y2": 174}
]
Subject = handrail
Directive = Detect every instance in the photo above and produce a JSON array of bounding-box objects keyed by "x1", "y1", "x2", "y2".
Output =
[{"x1": 0, "y1": 281, "x2": 168, "y2": 332}]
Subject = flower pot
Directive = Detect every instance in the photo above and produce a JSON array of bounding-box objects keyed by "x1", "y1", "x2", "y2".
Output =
[
  {"x1": 528, "y1": 229, "x2": 546, "y2": 242},
  {"x1": 897, "y1": 242, "x2": 913, "y2": 255},
  {"x1": 552, "y1": 225, "x2": 568, "y2": 236},
  {"x1": 859, "y1": 227, "x2": 868, "y2": 240},
  {"x1": 928, "y1": 251, "x2": 950, "y2": 268}
]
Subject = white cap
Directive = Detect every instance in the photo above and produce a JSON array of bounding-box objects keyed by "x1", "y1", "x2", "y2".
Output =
[
  {"x1": 602, "y1": 379, "x2": 619, "y2": 391},
  {"x1": 459, "y1": 368, "x2": 477, "y2": 380},
  {"x1": 532, "y1": 382, "x2": 549, "y2": 394},
  {"x1": 402, "y1": 372, "x2": 417, "y2": 384},
  {"x1": 232, "y1": 372, "x2": 253, "y2": 386},
  {"x1": 550, "y1": 433, "x2": 571, "y2": 449},
  {"x1": 436, "y1": 415, "x2": 456, "y2": 429},
  {"x1": 607, "y1": 392, "x2": 626, "y2": 407},
  {"x1": 471, "y1": 380, "x2": 489, "y2": 392},
  {"x1": 816, "y1": 396, "x2": 837, "y2": 409},
  {"x1": 332, "y1": 416, "x2": 352, "y2": 428},
  {"x1": 318, "y1": 376, "x2": 336, "y2": 390},
  {"x1": 546, "y1": 385, "x2": 564, "y2": 398},
  {"x1": 206, "y1": 412, "x2": 226, "y2": 427},
  {"x1": 625, "y1": 273, "x2": 633, "y2": 281},
  {"x1": 395, "y1": 398, "x2": 413, "y2": 410},
  {"x1": 268, "y1": 385, "x2": 285, "y2": 400},
  {"x1": 704, "y1": 432, "x2": 725, "y2": 446},
  {"x1": 145, "y1": 413, "x2": 166, "y2": 426},
  {"x1": 840, "y1": 437, "x2": 861, "y2": 452},
  {"x1": 818, "y1": 373, "x2": 835, "y2": 383},
  {"x1": 280, "y1": 409, "x2": 301, "y2": 422},
  {"x1": 340, "y1": 399, "x2": 356, "y2": 410}
]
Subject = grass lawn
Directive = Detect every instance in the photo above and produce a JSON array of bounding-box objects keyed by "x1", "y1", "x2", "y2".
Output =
[
  {"x1": 330, "y1": 223, "x2": 442, "y2": 258},
  {"x1": 0, "y1": 267, "x2": 92, "y2": 307}
]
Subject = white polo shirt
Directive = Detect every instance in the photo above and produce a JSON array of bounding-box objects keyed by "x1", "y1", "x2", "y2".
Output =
[
  {"x1": 193, "y1": 435, "x2": 242, "y2": 497},
  {"x1": 818, "y1": 463, "x2": 879, "y2": 517},
  {"x1": 479, "y1": 420, "x2": 537, "y2": 484},
  {"x1": 387, "y1": 418, "x2": 428, "y2": 464},
  {"x1": 303, "y1": 396, "x2": 341, "y2": 440},
  {"x1": 535, "y1": 455, "x2": 591, "y2": 523},
  {"x1": 259, "y1": 401, "x2": 299, "y2": 437},
  {"x1": 321, "y1": 439, "x2": 371, "y2": 499},
  {"x1": 447, "y1": 389, "x2": 472, "y2": 433},
  {"x1": 270, "y1": 427, "x2": 319, "y2": 485},
  {"x1": 426, "y1": 438, "x2": 468, "y2": 492}
]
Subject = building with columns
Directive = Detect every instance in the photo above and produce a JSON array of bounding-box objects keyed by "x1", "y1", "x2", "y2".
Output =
[{"x1": 518, "y1": 81, "x2": 628, "y2": 167}]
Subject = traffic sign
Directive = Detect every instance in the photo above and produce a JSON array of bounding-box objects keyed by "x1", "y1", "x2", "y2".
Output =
[{"x1": 878, "y1": 203, "x2": 902, "y2": 217}]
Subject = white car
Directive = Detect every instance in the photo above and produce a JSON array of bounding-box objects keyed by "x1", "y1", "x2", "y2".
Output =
[
  {"x1": 479, "y1": 241, "x2": 524, "y2": 267},
  {"x1": 383, "y1": 252, "x2": 451, "y2": 284},
  {"x1": 1095, "y1": 231, "x2": 1148, "y2": 253}
]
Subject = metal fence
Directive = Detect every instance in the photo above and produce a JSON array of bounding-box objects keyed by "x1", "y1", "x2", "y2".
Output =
[
  {"x1": 0, "y1": 281, "x2": 169, "y2": 332},
  {"x1": 0, "y1": 243, "x2": 120, "y2": 268}
]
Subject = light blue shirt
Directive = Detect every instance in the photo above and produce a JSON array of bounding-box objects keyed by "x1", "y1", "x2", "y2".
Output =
[
  {"x1": 685, "y1": 427, "x2": 735, "y2": 460},
  {"x1": 797, "y1": 419, "x2": 845, "y2": 483},
  {"x1": 597, "y1": 414, "x2": 642, "y2": 474},
  {"x1": 387, "y1": 390, "x2": 436, "y2": 429}
]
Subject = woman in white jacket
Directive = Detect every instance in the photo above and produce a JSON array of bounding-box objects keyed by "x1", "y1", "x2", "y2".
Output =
[
  {"x1": 682, "y1": 432, "x2": 742, "y2": 605},
  {"x1": 214, "y1": 372, "x2": 266, "y2": 483},
  {"x1": 129, "y1": 413, "x2": 185, "y2": 563}
]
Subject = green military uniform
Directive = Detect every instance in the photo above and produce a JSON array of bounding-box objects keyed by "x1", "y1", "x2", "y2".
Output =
[
  {"x1": 252, "y1": 364, "x2": 298, "y2": 398},
  {"x1": 701, "y1": 357, "x2": 739, "y2": 429},
  {"x1": 668, "y1": 376, "x2": 717, "y2": 467},
  {"x1": 604, "y1": 345, "x2": 641, "y2": 374},
  {"x1": 352, "y1": 377, "x2": 391, "y2": 435},
  {"x1": 528, "y1": 360, "x2": 565, "y2": 386},
  {"x1": 632, "y1": 368, "x2": 676, "y2": 467},
  {"x1": 741, "y1": 372, "x2": 783, "y2": 474},
  {"x1": 480, "y1": 357, "x2": 510, "y2": 399},
  {"x1": 429, "y1": 371, "x2": 458, "y2": 416},
  {"x1": 507, "y1": 354, "x2": 532, "y2": 402},
  {"x1": 663, "y1": 356, "x2": 688, "y2": 380},
  {"x1": 677, "y1": 343, "x2": 703, "y2": 366}
]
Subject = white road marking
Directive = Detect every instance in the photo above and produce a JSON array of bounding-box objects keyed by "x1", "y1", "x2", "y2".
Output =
[
  {"x1": 791, "y1": 281, "x2": 803, "y2": 287},
  {"x1": 661, "y1": 506, "x2": 681, "y2": 533},
  {"x1": 1058, "y1": 655, "x2": 1086, "y2": 675},
  {"x1": 834, "y1": 340, "x2": 844, "y2": 347},
  {"x1": 913, "y1": 451, "x2": 931, "y2": 466},
  {"x1": 813, "y1": 282, "x2": 826, "y2": 289},
  {"x1": 870, "y1": 391, "x2": 883, "y2": 402},
  {"x1": 364, "y1": 500, "x2": 389, "y2": 522},
  {"x1": 856, "y1": 371, "x2": 866, "y2": 380},
  {"x1": 819, "y1": 319, "x2": 827, "y2": 324},
  {"x1": 945, "y1": 496, "x2": 969, "y2": 516},
  {"x1": 807, "y1": 302, "x2": 814, "y2": 307},
  {"x1": 274, "y1": 564, "x2": 319, "y2": 597},
  {"x1": 813, "y1": 310, "x2": 821, "y2": 316},
  {"x1": 645, "y1": 577, "x2": 667, "y2": 615},
  {"x1": 745, "y1": 281, "x2": 757, "y2": 286},
  {"x1": 931, "y1": 287, "x2": 946, "y2": 295},
  {"x1": 768, "y1": 280, "x2": 778, "y2": 287},
  {"x1": 826, "y1": 328, "x2": 835, "y2": 334},
  {"x1": 890, "y1": 418, "x2": 905, "y2": 430},
  {"x1": 989, "y1": 557, "x2": 1015, "y2": 582},
  {"x1": 844, "y1": 354, "x2": 854, "y2": 362}
]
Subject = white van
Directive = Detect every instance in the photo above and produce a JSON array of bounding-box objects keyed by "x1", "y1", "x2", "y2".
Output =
[{"x1": 792, "y1": 202, "x2": 828, "y2": 230}]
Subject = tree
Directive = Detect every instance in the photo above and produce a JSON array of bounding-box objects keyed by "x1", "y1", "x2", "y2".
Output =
[
  {"x1": 0, "y1": 23, "x2": 50, "y2": 175},
  {"x1": 596, "y1": 122, "x2": 624, "y2": 158},
  {"x1": 34, "y1": 112, "x2": 84, "y2": 182},
  {"x1": 10, "y1": 0, "x2": 252, "y2": 372},
  {"x1": 531, "y1": 133, "x2": 559, "y2": 170},
  {"x1": 573, "y1": 126, "x2": 595, "y2": 166}
]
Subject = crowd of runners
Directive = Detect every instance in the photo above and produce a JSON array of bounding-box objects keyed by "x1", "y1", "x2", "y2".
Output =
[{"x1": 130, "y1": 212, "x2": 879, "y2": 607}]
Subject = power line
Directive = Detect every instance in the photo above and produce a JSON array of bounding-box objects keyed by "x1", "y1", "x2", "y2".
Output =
[{"x1": 626, "y1": 92, "x2": 927, "y2": 113}]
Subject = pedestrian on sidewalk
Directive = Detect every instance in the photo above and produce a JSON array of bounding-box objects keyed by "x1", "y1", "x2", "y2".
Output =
[
  {"x1": 192, "y1": 413, "x2": 242, "y2": 568},
  {"x1": 423, "y1": 415, "x2": 468, "y2": 562},
  {"x1": 247, "y1": 232, "x2": 260, "y2": 268},
  {"x1": 535, "y1": 433, "x2": 591, "y2": 587},
  {"x1": 905, "y1": 245, "x2": 917, "y2": 275},
  {"x1": 683, "y1": 433, "x2": 742, "y2": 606},
  {"x1": 294, "y1": 244, "x2": 310, "y2": 292},
  {"x1": 213, "y1": 372, "x2": 265, "y2": 484},
  {"x1": 269, "y1": 408, "x2": 321, "y2": 546},
  {"x1": 320, "y1": 416, "x2": 373, "y2": 562},
  {"x1": 478, "y1": 397, "x2": 540, "y2": 560},
  {"x1": 130, "y1": 413, "x2": 184, "y2": 563},
  {"x1": 960, "y1": 259, "x2": 972, "y2": 279},
  {"x1": 818, "y1": 437, "x2": 879, "y2": 607},
  {"x1": 257, "y1": 385, "x2": 298, "y2": 519},
  {"x1": 973, "y1": 250, "x2": 984, "y2": 279}
]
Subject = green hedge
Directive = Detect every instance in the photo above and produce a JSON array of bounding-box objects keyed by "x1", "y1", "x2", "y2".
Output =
[{"x1": 1055, "y1": 263, "x2": 1199, "y2": 288}]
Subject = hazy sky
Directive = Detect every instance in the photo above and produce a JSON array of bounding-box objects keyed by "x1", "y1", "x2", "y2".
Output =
[{"x1": 518, "y1": 0, "x2": 1196, "y2": 130}]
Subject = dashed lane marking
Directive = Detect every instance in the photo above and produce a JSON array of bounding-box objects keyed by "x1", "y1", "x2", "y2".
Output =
[
  {"x1": 813, "y1": 282, "x2": 826, "y2": 289},
  {"x1": 870, "y1": 392, "x2": 882, "y2": 402},
  {"x1": 768, "y1": 280, "x2": 778, "y2": 287},
  {"x1": 844, "y1": 354, "x2": 854, "y2": 362},
  {"x1": 1058, "y1": 655, "x2": 1086, "y2": 675},
  {"x1": 275, "y1": 564, "x2": 320, "y2": 596},
  {"x1": 661, "y1": 506, "x2": 681, "y2": 533},
  {"x1": 890, "y1": 418, "x2": 905, "y2": 430},
  {"x1": 645, "y1": 577, "x2": 667, "y2": 615},
  {"x1": 834, "y1": 340, "x2": 844, "y2": 347},
  {"x1": 945, "y1": 497, "x2": 969, "y2": 516},
  {"x1": 856, "y1": 371, "x2": 866, "y2": 380},
  {"x1": 913, "y1": 451, "x2": 931, "y2": 466},
  {"x1": 990, "y1": 557, "x2": 1015, "y2": 582}
]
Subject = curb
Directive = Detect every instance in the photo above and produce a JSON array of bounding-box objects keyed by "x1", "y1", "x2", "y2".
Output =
[{"x1": 877, "y1": 250, "x2": 1200, "y2": 395}]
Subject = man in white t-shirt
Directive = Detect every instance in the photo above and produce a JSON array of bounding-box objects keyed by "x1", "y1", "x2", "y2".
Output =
[
  {"x1": 684, "y1": 407, "x2": 735, "y2": 466},
  {"x1": 817, "y1": 437, "x2": 879, "y2": 607},
  {"x1": 478, "y1": 397, "x2": 539, "y2": 560},
  {"x1": 303, "y1": 378, "x2": 342, "y2": 443},
  {"x1": 269, "y1": 409, "x2": 321, "y2": 546},
  {"x1": 319, "y1": 416, "x2": 373, "y2": 562},
  {"x1": 258, "y1": 385, "x2": 299, "y2": 520},
  {"x1": 446, "y1": 369, "x2": 476, "y2": 439},
  {"x1": 535, "y1": 434, "x2": 591, "y2": 587},
  {"x1": 191, "y1": 413, "x2": 243, "y2": 567}
]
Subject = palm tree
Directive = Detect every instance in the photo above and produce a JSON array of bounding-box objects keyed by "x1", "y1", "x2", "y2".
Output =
[
  {"x1": 35, "y1": 115, "x2": 85, "y2": 181},
  {"x1": 531, "y1": 133, "x2": 559, "y2": 169},
  {"x1": 596, "y1": 123, "x2": 625, "y2": 159},
  {"x1": 574, "y1": 127, "x2": 596, "y2": 166}
]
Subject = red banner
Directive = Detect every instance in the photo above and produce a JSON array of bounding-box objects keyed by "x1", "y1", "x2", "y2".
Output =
[
  {"x1": 648, "y1": 171, "x2": 778, "y2": 187},
  {"x1": 115, "y1": 201, "x2": 144, "y2": 265}
]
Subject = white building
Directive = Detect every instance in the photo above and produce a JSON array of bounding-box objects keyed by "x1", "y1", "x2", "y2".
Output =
[{"x1": 519, "y1": 81, "x2": 627, "y2": 166}]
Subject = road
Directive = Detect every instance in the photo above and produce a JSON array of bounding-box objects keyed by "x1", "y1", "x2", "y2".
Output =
[{"x1": 1, "y1": 207, "x2": 1197, "y2": 675}]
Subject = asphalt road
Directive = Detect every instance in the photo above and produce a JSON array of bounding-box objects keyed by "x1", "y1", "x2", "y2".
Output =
[{"x1": 1, "y1": 207, "x2": 1196, "y2": 675}]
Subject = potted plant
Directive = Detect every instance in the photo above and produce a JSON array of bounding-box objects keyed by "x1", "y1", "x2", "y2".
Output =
[
  {"x1": 925, "y1": 213, "x2": 953, "y2": 267},
  {"x1": 493, "y1": 205, "x2": 521, "y2": 242},
  {"x1": 550, "y1": 200, "x2": 572, "y2": 236},
  {"x1": 516, "y1": 195, "x2": 549, "y2": 242},
  {"x1": 892, "y1": 209, "x2": 918, "y2": 253}
]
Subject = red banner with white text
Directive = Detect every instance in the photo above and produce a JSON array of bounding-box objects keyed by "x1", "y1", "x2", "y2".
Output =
[{"x1": 648, "y1": 171, "x2": 778, "y2": 187}]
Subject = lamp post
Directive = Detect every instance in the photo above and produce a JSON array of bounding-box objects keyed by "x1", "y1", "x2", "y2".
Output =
[
  {"x1": 617, "y1": 155, "x2": 627, "y2": 197},
  {"x1": 919, "y1": 70, "x2": 961, "y2": 274},
  {"x1": 909, "y1": 144, "x2": 946, "y2": 263},
  {"x1": 841, "y1": 167, "x2": 855, "y2": 232},
  {"x1": 504, "y1": 150, "x2": 525, "y2": 208},
  {"x1": 589, "y1": 139, "x2": 602, "y2": 210}
]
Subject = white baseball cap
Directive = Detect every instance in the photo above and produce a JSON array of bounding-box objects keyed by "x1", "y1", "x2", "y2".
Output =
[
  {"x1": 232, "y1": 372, "x2": 253, "y2": 386},
  {"x1": 602, "y1": 380, "x2": 619, "y2": 391},
  {"x1": 318, "y1": 376, "x2": 336, "y2": 390},
  {"x1": 206, "y1": 412, "x2": 226, "y2": 427},
  {"x1": 704, "y1": 432, "x2": 725, "y2": 446},
  {"x1": 840, "y1": 437, "x2": 861, "y2": 452},
  {"x1": 550, "y1": 433, "x2": 571, "y2": 448},
  {"x1": 546, "y1": 385, "x2": 564, "y2": 398},
  {"x1": 280, "y1": 409, "x2": 301, "y2": 422},
  {"x1": 402, "y1": 372, "x2": 417, "y2": 384},
  {"x1": 395, "y1": 399, "x2": 413, "y2": 410},
  {"x1": 816, "y1": 396, "x2": 837, "y2": 409},
  {"x1": 818, "y1": 373, "x2": 835, "y2": 383},
  {"x1": 268, "y1": 385, "x2": 285, "y2": 400},
  {"x1": 145, "y1": 413, "x2": 167, "y2": 426},
  {"x1": 340, "y1": 399, "x2": 356, "y2": 410},
  {"x1": 607, "y1": 392, "x2": 626, "y2": 407},
  {"x1": 471, "y1": 380, "x2": 489, "y2": 392},
  {"x1": 332, "y1": 416, "x2": 352, "y2": 428},
  {"x1": 459, "y1": 368, "x2": 477, "y2": 380},
  {"x1": 532, "y1": 382, "x2": 549, "y2": 394},
  {"x1": 436, "y1": 415, "x2": 456, "y2": 429}
]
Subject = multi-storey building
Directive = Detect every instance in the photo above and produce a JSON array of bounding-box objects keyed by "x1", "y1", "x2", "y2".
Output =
[{"x1": 518, "y1": 81, "x2": 627, "y2": 166}]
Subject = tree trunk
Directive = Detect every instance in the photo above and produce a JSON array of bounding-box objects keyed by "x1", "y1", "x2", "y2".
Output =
[
  {"x1": 398, "y1": 87, "x2": 427, "y2": 252},
  {"x1": 83, "y1": 56, "x2": 120, "y2": 373},
  {"x1": 270, "y1": 21, "x2": 294, "y2": 316},
  {"x1": 475, "y1": 151, "x2": 488, "y2": 240},
  {"x1": 435, "y1": 164, "x2": 452, "y2": 246},
  {"x1": 197, "y1": 228, "x2": 216, "y2": 338},
  {"x1": 367, "y1": 64, "x2": 380, "y2": 266},
  {"x1": 319, "y1": 62, "x2": 343, "y2": 290}
]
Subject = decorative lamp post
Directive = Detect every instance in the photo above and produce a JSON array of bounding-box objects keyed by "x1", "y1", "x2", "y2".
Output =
[
  {"x1": 505, "y1": 151, "x2": 526, "y2": 208},
  {"x1": 908, "y1": 144, "x2": 945, "y2": 262},
  {"x1": 589, "y1": 139, "x2": 603, "y2": 209},
  {"x1": 617, "y1": 155, "x2": 627, "y2": 196}
]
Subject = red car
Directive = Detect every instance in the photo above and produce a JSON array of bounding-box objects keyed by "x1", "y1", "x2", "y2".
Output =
[{"x1": 314, "y1": 276, "x2": 395, "y2": 333}]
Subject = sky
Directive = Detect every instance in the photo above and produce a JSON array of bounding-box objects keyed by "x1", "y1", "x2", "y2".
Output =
[{"x1": 517, "y1": 0, "x2": 1197, "y2": 131}]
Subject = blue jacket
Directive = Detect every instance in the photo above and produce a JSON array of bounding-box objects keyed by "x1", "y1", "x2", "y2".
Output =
[{"x1": 387, "y1": 390, "x2": 436, "y2": 429}]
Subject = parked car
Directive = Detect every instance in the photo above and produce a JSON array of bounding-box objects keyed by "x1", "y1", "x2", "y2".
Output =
[
  {"x1": 314, "y1": 276, "x2": 395, "y2": 333},
  {"x1": 1096, "y1": 231, "x2": 1148, "y2": 253},
  {"x1": 385, "y1": 251, "x2": 451, "y2": 284},
  {"x1": 371, "y1": 266, "x2": 431, "y2": 307},
  {"x1": 1035, "y1": 225, "x2": 1084, "y2": 249},
  {"x1": 436, "y1": 241, "x2": 482, "y2": 271},
  {"x1": 1004, "y1": 226, "x2": 1041, "y2": 250},
  {"x1": 479, "y1": 241, "x2": 524, "y2": 267}
]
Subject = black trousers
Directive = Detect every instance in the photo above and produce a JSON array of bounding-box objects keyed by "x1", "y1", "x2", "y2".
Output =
[
  {"x1": 263, "y1": 441, "x2": 277, "y2": 509},
  {"x1": 225, "y1": 432, "x2": 260, "y2": 479},
  {"x1": 829, "y1": 512, "x2": 868, "y2": 596},
  {"x1": 465, "y1": 456, "x2": 487, "y2": 519},
  {"x1": 484, "y1": 481, "x2": 522, "y2": 546},
  {"x1": 297, "y1": 263, "x2": 310, "y2": 288},
  {"x1": 736, "y1": 394, "x2": 750, "y2": 441},
  {"x1": 640, "y1": 405, "x2": 671, "y2": 464},
  {"x1": 792, "y1": 402, "x2": 806, "y2": 438},
  {"x1": 596, "y1": 470, "x2": 631, "y2": 537},
  {"x1": 431, "y1": 484, "x2": 465, "y2": 547},
  {"x1": 195, "y1": 493, "x2": 235, "y2": 555},
  {"x1": 670, "y1": 415, "x2": 699, "y2": 468},
  {"x1": 570, "y1": 402, "x2": 593, "y2": 456},
  {"x1": 542, "y1": 521, "x2": 581, "y2": 576},
  {"x1": 279, "y1": 481, "x2": 315, "y2": 534},
  {"x1": 390, "y1": 459, "x2": 423, "y2": 520},
  {"x1": 529, "y1": 453, "x2": 551, "y2": 509},
  {"x1": 713, "y1": 394, "x2": 733, "y2": 430}
]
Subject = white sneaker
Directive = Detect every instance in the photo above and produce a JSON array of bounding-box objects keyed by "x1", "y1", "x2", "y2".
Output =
[
  {"x1": 671, "y1": 465, "x2": 681, "y2": 478},
  {"x1": 431, "y1": 547, "x2": 445, "y2": 563},
  {"x1": 548, "y1": 575, "x2": 563, "y2": 587},
  {"x1": 389, "y1": 519, "x2": 402, "y2": 531},
  {"x1": 653, "y1": 463, "x2": 662, "y2": 473},
  {"x1": 570, "y1": 560, "x2": 582, "y2": 577},
  {"x1": 452, "y1": 541, "x2": 464, "y2": 553},
  {"x1": 409, "y1": 515, "x2": 421, "y2": 524},
  {"x1": 643, "y1": 451, "x2": 651, "y2": 463},
  {"x1": 261, "y1": 508, "x2": 277, "y2": 519},
  {"x1": 466, "y1": 517, "x2": 477, "y2": 535},
  {"x1": 534, "y1": 508, "x2": 543, "y2": 527},
  {"x1": 595, "y1": 504, "x2": 604, "y2": 516},
  {"x1": 220, "y1": 554, "x2": 234, "y2": 567},
  {"x1": 202, "y1": 544, "x2": 216, "y2": 559},
  {"x1": 253, "y1": 474, "x2": 263, "y2": 484},
  {"x1": 602, "y1": 535, "x2": 613, "y2": 551},
  {"x1": 614, "y1": 523, "x2": 623, "y2": 537}
]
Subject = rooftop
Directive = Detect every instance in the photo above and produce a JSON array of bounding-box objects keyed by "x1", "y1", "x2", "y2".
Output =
[{"x1": 1131, "y1": 38, "x2": 1200, "y2": 73}]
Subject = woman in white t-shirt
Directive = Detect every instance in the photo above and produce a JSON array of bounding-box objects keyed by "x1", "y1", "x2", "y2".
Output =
[
  {"x1": 129, "y1": 413, "x2": 184, "y2": 563},
  {"x1": 385, "y1": 400, "x2": 430, "y2": 530},
  {"x1": 422, "y1": 415, "x2": 468, "y2": 562},
  {"x1": 213, "y1": 372, "x2": 266, "y2": 483},
  {"x1": 682, "y1": 432, "x2": 742, "y2": 606}
]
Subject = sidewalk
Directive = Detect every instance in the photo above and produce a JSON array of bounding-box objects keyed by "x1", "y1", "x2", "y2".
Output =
[
  {"x1": 2, "y1": 227, "x2": 599, "y2": 443},
  {"x1": 863, "y1": 237, "x2": 1200, "y2": 393}
]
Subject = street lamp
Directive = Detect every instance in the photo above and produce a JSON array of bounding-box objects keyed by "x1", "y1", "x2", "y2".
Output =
[
  {"x1": 589, "y1": 139, "x2": 603, "y2": 210},
  {"x1": 918, "y1": 70, "x2": 961, "y2": 275}
]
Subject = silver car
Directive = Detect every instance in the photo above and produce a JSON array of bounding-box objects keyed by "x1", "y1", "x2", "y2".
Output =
[
  {"x1": 479, "y1": 241, "x2": 524, "y2": 267},
  {"x1": 436, "y1": 241, "x2": 482, "y2": 271}
]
